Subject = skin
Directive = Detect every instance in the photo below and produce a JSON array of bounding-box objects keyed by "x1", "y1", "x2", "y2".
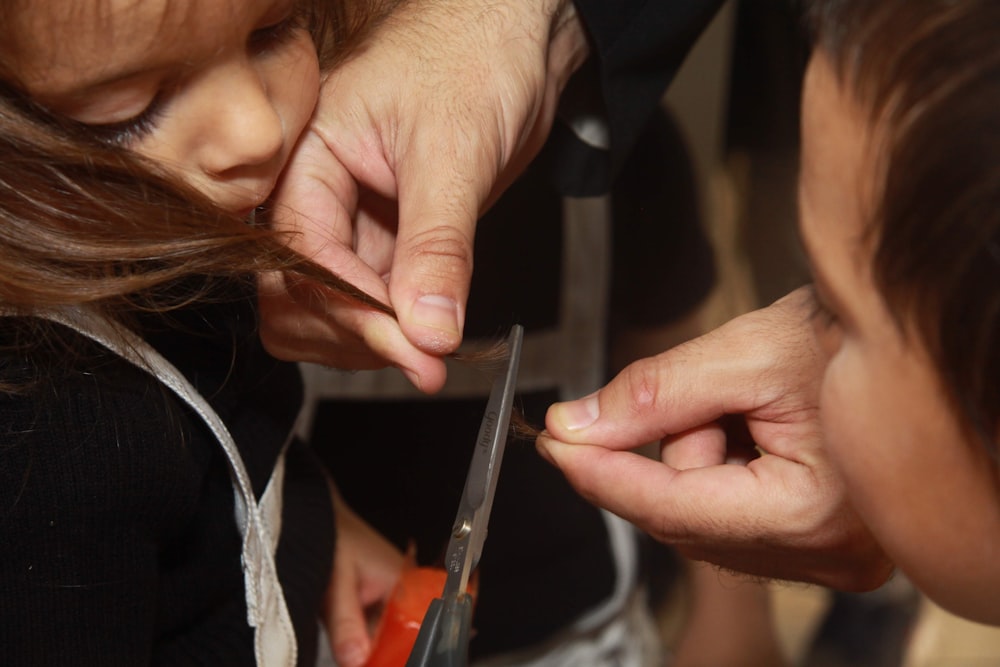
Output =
[
  {"x1": 798, "y1": 53, "x2": 1000, "y2": 623},
  {"x1": 261, "y1": 0, "x2": 590, "y2": 392},
  {"x1": 8, "y1": 1, "x2": 403, "y2": 663},
  {"x1": 14, "y1": 0, "x2": 317, "y2": 215},
  {"x1": 539, "y1": 51, "x2": 1000, "y2": 623},
  {"x1": 541, "y1": 288, "x2": 890, "y2": 590},
  {"x1": 540, "y1": 51, "x2": 1000, "y2": 625}
]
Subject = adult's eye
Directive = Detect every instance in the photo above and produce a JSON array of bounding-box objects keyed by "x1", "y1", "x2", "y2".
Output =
[{"x1": 807, "y1": 285, "x2": 844, "y2": 357}]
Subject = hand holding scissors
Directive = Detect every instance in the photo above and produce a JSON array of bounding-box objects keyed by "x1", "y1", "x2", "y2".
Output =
[{"x1": 404, "y1": 324, "x2": 523, "y2": 667}]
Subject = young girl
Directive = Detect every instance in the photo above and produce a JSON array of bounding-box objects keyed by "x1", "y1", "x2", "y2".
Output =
[
  {"x1": 540, "y1": 0, "x2": 1000, "y2": 628},
  {"x1": 0, "y1": 1, "x2": 402, "y2": 665}
]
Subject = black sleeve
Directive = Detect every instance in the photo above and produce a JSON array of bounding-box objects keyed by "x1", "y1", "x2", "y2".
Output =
[
  {"x1": 541, "y1": 0, "x2": 726, "y2": 195},
  {"x1": 0, "y1": 314, "x2": 315, "y2": 667},
  {"x1": 0, "y1": 355, "x2": 207, "y2": 666}
]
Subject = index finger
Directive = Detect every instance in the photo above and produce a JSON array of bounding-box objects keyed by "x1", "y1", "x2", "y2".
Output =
[
  {"x1": 536, "y1": 436, "x2": 760, "y2": 542},
  {"x1": 272, "y1": 131, "x2": 392, "y2": 302},
  {"x1": 535, "y1": 434, "x2": 890, "y2": 589}
]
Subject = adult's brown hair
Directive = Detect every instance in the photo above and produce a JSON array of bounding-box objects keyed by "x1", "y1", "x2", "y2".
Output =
[{"x1": 806, "y1": 0, "x2": 1000, "y2": 451}]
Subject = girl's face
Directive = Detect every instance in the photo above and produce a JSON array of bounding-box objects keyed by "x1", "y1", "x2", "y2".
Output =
[
  {"x1": 799, "y1": 52, "x2": 1000, "y2": 623},
  {"x1": 8, "y1": 0, "x2": 320, "y2": 215}
]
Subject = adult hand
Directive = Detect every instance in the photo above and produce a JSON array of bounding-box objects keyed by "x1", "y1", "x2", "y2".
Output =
[
  {"x1": 324, "y1": 492, "x2": 405, "y2": 667},
  {"x1": 260, "y1": 0, "x2": 590, "y2": 393},
  {"x1": 538, "y1": 288, "x2": 894, "y2": 591}
]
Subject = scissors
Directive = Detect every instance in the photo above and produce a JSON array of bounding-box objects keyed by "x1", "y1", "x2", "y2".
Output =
[{"x1": 404, "y1": 324, "x2": 523, "y2": 667}]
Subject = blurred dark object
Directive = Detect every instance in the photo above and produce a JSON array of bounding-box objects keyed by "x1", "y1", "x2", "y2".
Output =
[{"x1": 804, "y1": 586, "x2": 920, "y2": 667}]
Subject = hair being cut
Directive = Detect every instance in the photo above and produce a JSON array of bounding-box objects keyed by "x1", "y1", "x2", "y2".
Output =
[{"x1": 0, "y1": 0, "x2": 394, "y2": 322}]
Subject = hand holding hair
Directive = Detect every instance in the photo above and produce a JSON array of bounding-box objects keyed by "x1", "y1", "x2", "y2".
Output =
[
  {"x1": 538, "y1": 289, "x2": 894, "y2": 591},
  {"x1": 263, "y1": 0, "x2": 589, "y2": 392}
]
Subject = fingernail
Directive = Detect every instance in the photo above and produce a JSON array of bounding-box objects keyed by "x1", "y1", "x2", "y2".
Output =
[
  {"x1": 335, "y1": 641, "x2": 367, "y2": 667},
  {"x1": 411, "y1": 295, "x2": 460, "y2": 349},
  {"x1": 553, "y1": 392, "x2": 599, "y2": 431}
]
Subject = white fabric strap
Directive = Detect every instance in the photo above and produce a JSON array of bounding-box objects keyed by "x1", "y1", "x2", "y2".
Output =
[{"x1": 24, "y1": 306, "x2": 297, "y2": 667}]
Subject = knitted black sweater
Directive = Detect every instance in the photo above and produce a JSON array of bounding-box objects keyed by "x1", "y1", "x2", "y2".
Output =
[{"x1": 0, "y1": 294, "x2": 333, "y2": 666}]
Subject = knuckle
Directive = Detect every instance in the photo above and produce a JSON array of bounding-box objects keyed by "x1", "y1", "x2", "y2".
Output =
[
  {"x1": 403, "y1": 226, "x2": 474, "y2": 281},
  {"x1": 619, "y1": 357, "x2": 669, "y2": 419}
]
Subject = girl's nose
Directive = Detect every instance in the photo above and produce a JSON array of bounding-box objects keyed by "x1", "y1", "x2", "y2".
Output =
[{"x1": 195, "y1": 59, "x2": 284, "y2": 176}]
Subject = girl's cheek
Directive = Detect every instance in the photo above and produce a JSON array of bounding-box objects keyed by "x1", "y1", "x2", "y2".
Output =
[{"x1": 257, "y1": 33, "x2": 318, "y2": 118}]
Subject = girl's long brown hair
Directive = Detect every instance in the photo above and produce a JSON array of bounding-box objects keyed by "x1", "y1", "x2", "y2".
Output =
[
  {"x1": 0, "y1": 0, "x2": 540, "y2": 441},
  {"x1": 0, "y1": 0, "x2": 394, "y2": 322}
]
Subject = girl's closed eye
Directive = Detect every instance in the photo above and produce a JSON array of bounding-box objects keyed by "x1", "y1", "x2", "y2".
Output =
[
  {"x1": 79, "y1": 92, "x2": 169, "y2": 146},
  {"x1": 66, "y1": 8, "x2": 304, "y2": 148}
]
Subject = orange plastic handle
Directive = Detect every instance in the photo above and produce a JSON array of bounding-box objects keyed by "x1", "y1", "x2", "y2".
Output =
[{"x1": 363, "y1": 566, "x2": 478, "y2": 667}]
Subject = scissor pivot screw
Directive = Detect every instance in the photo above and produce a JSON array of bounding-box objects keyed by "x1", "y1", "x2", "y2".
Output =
[{"x1": 452, "y1": 518, "x2": 472, "y2": 539}]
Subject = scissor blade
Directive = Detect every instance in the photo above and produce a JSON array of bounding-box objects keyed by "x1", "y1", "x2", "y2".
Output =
[{"x1": 442, "y1": 324, "x2": 523, "y2": 598}]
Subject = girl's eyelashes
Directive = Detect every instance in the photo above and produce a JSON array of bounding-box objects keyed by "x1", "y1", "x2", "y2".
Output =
[{"x1": 78, "y1": 93, "x2": 167, "y2": 146}]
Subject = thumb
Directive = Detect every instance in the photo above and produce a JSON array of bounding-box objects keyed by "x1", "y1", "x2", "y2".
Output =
[
  {"x1": 388, "y1": 207, "x2": 474, "y2": 356},
  {"x1": 388, "y1": 126, "x2": 502, "y2": 356},
  {"x1": 544, "y1": 340, "x2": 739, "y2": 449},
  {"x1": 545, "y1": 295, "x2": 819, "y2": 449}
]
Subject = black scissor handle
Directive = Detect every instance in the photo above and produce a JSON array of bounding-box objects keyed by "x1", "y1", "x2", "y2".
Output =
[{"x1": 405, "y1": 594, "x2": 473, "y2": 667}]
